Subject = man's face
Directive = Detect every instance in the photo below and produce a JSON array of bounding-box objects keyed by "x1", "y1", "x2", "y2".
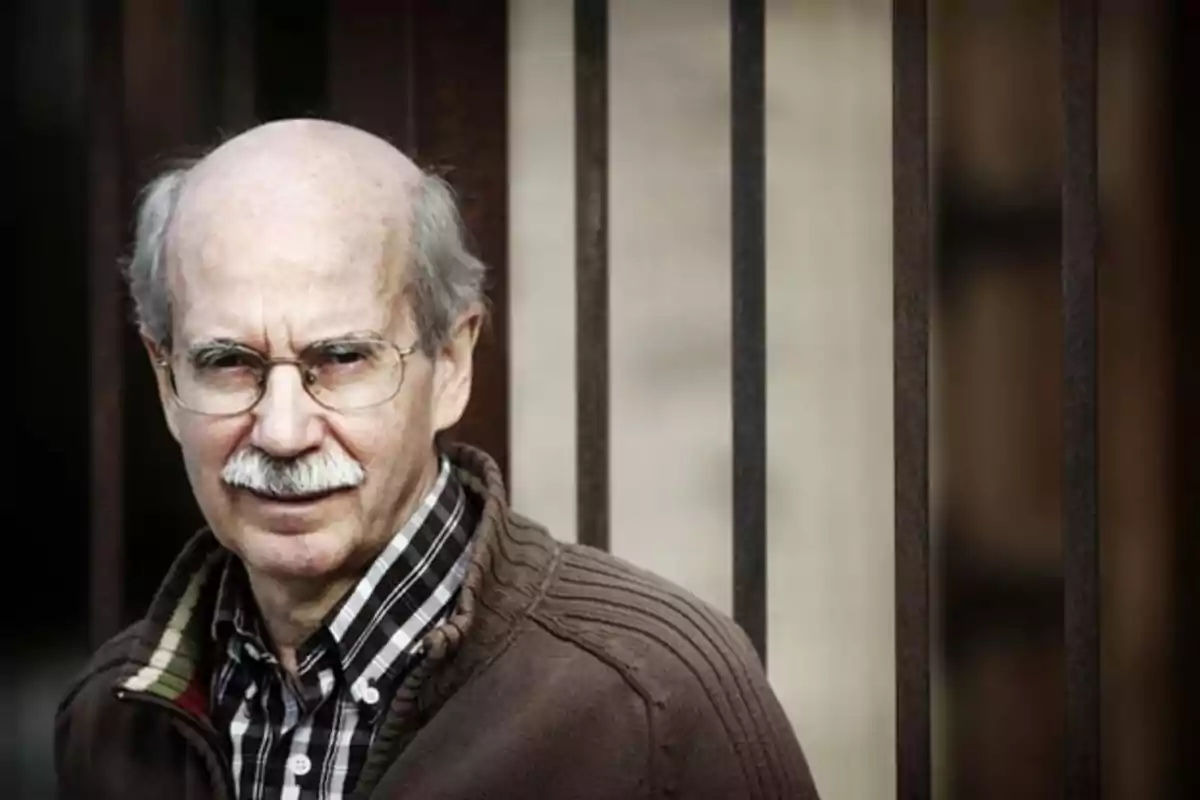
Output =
[{"x1": 150, "y1": 151, "x2": 475, "y2": 584}]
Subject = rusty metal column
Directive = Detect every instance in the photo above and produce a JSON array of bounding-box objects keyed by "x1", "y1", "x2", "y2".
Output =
[
  {"x1": 87, "y1": 0, "x2": 126, "y2": 649},
  {"x1": 892, "y1": 1, "x2": 931, "y2": 798},
  {"x1": 1061, "y1": 0, "x2": 1100, "y2": 797},
  {"x1": 575, "y1": 0, "x2": 610, "y2": 552},
  {"x1": 731, "y1": 0, "x2": 767, "y2": 663}
]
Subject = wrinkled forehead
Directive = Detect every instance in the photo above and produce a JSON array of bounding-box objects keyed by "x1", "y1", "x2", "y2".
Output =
[{"x1": 165, "y1": 160, "x2": 415, "y2": 348}]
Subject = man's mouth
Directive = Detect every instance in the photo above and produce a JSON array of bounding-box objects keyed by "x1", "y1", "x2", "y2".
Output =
[{"x1": 239, "y1": 486, "x2": 351, "y2": 504}]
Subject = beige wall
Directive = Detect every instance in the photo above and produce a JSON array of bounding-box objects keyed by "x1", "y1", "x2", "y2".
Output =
[
  {"x1": 509, "y1": 3, "x2": 894, "y2": 798},
  {"x1": 509, "y1": 0, "x2": 577, "y2": 542}
]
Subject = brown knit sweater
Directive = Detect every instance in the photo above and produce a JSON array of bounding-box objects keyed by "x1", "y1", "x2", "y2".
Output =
[{"x1": 55, "y1": 445, "x2": 819, "y2": 799}]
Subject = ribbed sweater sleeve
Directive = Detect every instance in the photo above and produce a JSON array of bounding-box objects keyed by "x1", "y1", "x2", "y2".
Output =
[{"x1": 545, "y1": 546, "x2": 821, "y2": 799}]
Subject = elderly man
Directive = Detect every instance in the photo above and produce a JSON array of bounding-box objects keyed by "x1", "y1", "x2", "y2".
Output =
[{"x1": 55, "y1": 119, "x2": 817, "y2": 799}]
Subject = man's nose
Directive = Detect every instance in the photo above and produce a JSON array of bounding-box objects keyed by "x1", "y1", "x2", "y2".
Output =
[{"x1": 249, "y1": 365, "x2": 323, "y2": 458}]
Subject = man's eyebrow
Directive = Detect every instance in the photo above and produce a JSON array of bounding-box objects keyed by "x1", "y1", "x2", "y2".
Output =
[
  {"x1": 185, "y1": 338, "x2": 255, "y2": 358},
  {"x1": 308, "y1": 330, "x2": 388, "y2": 347}
]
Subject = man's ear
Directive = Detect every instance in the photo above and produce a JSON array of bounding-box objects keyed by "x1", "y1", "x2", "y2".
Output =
[
  {"x1": 431, "y1": 305, "x2": 485, "y2": 433},
  {"x1": 141, "y1": 331, "x2": 182, "y2": 443}
]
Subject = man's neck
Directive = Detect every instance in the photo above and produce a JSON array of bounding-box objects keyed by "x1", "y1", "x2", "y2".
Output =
[{"x1": 245, "y1": 571, "x2": 357, "y2": 675}]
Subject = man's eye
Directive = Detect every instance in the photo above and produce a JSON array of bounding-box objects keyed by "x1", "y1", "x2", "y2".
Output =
[
  {"x1": 196, "y1": 352, "x2": 255, "y2": 370},
  {"x1": 319, "y1": 345, "x2": 377, "y2": 368},
  {"x1": 328, "y1": 350, "x2": 365, "y2": 365}
]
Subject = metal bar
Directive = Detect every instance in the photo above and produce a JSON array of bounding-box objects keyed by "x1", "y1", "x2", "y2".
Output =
[
  {"x1": 892, "y1": 1, "x2": 931, "y2": 798},
  {"x1": 1168, "y1": 11, "x2": 1200, "y2": 799},
  {"x1": 87, "y1": 0, "x2": 125, "y2": 649},
  {"x1": 730, "y1": 0, "x2": 767, "y2": 663},
  {"x1": 1061, "y1": 1, "x2": 1100, "y2": 796},
  {"x1": 575, "y1": 0, "x2": 610, "y2": 552}
]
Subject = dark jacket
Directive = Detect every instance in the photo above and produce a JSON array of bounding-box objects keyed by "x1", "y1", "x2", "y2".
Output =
[{"x1": 56, "y1": 445, "x2": 819, "y2": 799}]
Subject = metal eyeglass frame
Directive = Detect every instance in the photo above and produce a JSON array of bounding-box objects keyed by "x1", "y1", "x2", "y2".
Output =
[{"x1": 154, "y1": 337, "x2": 420, "y2": 417}]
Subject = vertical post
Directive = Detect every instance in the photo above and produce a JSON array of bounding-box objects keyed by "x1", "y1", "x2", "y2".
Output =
[
  {"x1": 1168, "y1": 10, "x2": 1200, "y2": 800},
  {"x1": 575, "y1": 0, "x2": 610, "y2": 552},
  {"x1": 892, "y1": 1, "x2": 931, "y2": 798},
  {"x1": 730, "y1": 0, "x2": 767, "y2": 663},
  {"x1": 87, "y1": 0, "x2": 125, "y2": 649},
  {"x1": 1061, "y1": 1, "x2": 1100, "y2": 797}
]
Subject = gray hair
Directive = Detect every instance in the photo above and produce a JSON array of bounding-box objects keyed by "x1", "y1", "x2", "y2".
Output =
[{"x1": 125, "y1": 165, "x2": 487, "y2": 355}]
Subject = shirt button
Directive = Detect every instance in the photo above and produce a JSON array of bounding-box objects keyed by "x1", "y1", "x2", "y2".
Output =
[
  {"x1": 288, "y1": 754, "x2": 312, "y2": 776},
  {"x1": 362, "y1": 684, "x2": 381, "y2": 705}
]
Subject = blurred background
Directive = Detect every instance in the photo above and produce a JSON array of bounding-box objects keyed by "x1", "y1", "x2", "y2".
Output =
[{"x1": 8, "y1": 1, "x2": 1195, "y2": 798}]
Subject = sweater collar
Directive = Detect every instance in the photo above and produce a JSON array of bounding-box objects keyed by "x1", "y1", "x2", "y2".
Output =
[{"x1": 114, "y1": 444, "x2": 560, "y2": 723}]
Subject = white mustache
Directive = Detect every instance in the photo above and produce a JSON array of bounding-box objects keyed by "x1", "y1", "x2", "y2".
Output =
[{"x1": 221, "y1": 447, "x2": 365, "y2": 499}]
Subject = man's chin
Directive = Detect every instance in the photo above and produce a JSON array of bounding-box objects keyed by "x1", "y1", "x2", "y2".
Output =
[{"x1": 236, "y1": 528, "x2": 354, "y2": 581}]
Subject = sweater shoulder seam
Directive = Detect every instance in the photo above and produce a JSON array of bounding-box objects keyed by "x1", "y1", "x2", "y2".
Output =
[{"x1": 526, "y1": 610, "x2": 657, "y2": 797}]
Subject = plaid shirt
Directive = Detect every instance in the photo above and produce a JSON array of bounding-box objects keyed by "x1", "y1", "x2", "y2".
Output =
[{"x1": 209, "y1": 456, "x2": 477, "y2": 799}]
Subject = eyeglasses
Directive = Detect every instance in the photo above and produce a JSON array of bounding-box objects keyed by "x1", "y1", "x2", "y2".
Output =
[{"x1": 157, "y1": 336, "x2": 419, "y2": 416}]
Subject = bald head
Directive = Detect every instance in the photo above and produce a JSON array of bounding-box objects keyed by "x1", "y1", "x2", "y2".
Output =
[
  {"x1": 126, "y1": 118, "x2": 486, "y2": 355},
  {"x1": 181, "y1": 119, "x2": 422, "y2": 224},
  {"x1": 196, "y1": 118, "x2": 420, "y2": 180}
]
